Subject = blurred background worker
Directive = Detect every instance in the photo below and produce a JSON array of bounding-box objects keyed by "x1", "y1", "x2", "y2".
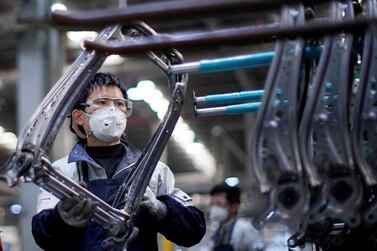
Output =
[{"x1": 208, "y1": 182, "x2": 265, "y2": 251}]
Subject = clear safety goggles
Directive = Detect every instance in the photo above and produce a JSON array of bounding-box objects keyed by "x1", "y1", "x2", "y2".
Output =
[{"x1": 80, "y1": 96, "x2": 133, "y2": 117}]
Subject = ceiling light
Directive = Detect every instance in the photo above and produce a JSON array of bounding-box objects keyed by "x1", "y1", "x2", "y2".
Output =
[
  {"x1": 9, "y1": 204, "x2": 22, "y2": 215},
  {"x1": 0, "y1": 125, "x2": 17, "y2": 151},
  {"x1": 127, "y1": 80, "x2": 216, "y2": 177},
  {"x1": 51, "y1": 3, "x2": 68, "y2": 11},
  {"x1": 103, "y1": 55, "x2": 125, "y2": 66},
  {"x1": 66, "y1": 31, "x2": 98, "y2": 49},
  {"x1": 225, "y1": 177, "x2": 240, "y2": 187}
]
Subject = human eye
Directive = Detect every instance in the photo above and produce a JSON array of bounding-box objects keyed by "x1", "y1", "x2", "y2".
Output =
[
  {"x1": 115, "y1": 99, "x2": 126, "y2": 107},
  {"x1": 93, "y1": 98, "x2": 108, "y2": 106}
]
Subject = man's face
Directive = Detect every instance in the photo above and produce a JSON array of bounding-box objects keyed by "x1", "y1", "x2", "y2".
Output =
[
  {"x1": 210, "y1": 193, "x2": 228, "y2": 208},
  {"x1": 209, "y1": 192, "x2": 230, "y2": 223},
  {"x1": 72, "y1": 85, "x2": 127, "y2": 146}
]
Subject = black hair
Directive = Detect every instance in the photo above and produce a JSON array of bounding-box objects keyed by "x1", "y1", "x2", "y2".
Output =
[
  {"x1": 210, "y1": 182, "x2": 241, "y2": 205},
  {"x1": 70, "y1": 72, "x2": 128, "y2": 137},
  {"x1": 73, "y1": 72, "x2": 128, "y2": 110}
]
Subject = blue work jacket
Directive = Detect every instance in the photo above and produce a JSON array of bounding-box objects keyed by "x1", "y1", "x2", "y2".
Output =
[{"x1": 32, "y1": 142, "x2": 206, "y2": 251}]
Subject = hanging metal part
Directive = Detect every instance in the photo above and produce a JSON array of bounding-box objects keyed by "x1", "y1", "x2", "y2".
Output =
[
  {"x1": 287, "y1": 219, "x2": 347, "y2": 249},
  {"x1": 352, "y1": 0, "x2": 377, "y2": 225},
  {"x1": 113, "y1": 79, "x2": 187, "y2": 216},
  {"x1": 0, "y1": 25, "x2": 133, "y2": 237},
  {"x1": 107, "y1": 22, "x2": 187, "y2": 218},
  {"x1": 0, "y1": 20, "x2": 187, "y2": 251},
  {"x1": 121, "y1": 21, "x2": 184, "y2": 93},
  {"x1": 0, "y1": 25, "x2": 118, "y2": 186},
  {"x1": 299, "y1": 1, "x2": 362, "y2": 228},
  {"x1": 100, "y1": 22, "x2": 187, "y2": 247},
  {"x1": 250, "y1": 4, "x2": 309, "y2": 231}
]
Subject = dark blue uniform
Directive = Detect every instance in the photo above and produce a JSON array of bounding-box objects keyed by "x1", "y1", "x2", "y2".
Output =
[{"x1": 32, "y1": 142, "x2": 206, "y2": 250}]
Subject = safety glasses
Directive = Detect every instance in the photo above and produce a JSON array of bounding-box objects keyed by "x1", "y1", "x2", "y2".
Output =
[{"x1": 81, "y1": 96, "x2": 133, "y2": 117}]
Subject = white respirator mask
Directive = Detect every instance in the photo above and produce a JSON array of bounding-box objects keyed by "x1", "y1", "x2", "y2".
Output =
[
  {"x1": 209, "y1": 205, "x2": 229, "y2": 223},
  {"x1": 88, "y1": 106, "x2": 127, "y2": 142}
]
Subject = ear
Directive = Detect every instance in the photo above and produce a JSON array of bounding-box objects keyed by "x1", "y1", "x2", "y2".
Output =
[
  {"x1": 71, "y1": 109, "x2": 87, "y2": 139},
  {"x1": 72, "y1": 109, "x2": 85, "y2": 126}
]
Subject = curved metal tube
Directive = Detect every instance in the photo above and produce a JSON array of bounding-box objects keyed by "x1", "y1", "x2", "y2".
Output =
[
  {"x1": 0, "y1": 21, "x2": 188, "y2": 250},
  {"x1": 50, "y1": 0, "x2": 331, "y2": 28},
  {"x1": 1, "y1": 25, "x2": 119, "y2": 186},
  {"x1": 100, "y1": 22, "x2": 189, "y2": 215},
  {"x1": 83, "y1": 17, "x2": 375, "y2": 54}
]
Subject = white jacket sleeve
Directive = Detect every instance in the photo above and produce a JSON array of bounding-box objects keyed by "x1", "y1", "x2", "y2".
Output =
[
  {"x1": 36, "y1": 188, "x2": 60, "y2": 213},
  {"x1": 232, "y1": 218, "x2": 266, "y2": 251},
  {"x1": 35, "y1": 156, "x2": 79, "y2": 213},
  {"x1": 150, "y1": 161, "x2": 193, "y2": 207}
]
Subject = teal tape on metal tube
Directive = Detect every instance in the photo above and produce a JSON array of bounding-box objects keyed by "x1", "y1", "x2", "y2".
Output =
[
  {"x1": 198, "y1": 46, "x2": 322, "y2": 73},
  {"x1": 199, "y1": 52, "x2": 274, "y2": 72},
  {"x1": 226, "y1": 102, "x2": 261, "y2": 115},
  {"x1": 204, "y1": 90, "x2": 264, "y2": 105}
]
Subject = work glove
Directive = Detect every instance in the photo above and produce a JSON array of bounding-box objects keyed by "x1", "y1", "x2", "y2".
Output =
[
  {"x1": 102, "y1": 220, "x2": 139, "y2": 250},
  {"x1": 57, "y1": 194, "x2": 96, "y2": 228},
  {"x1": 139, "y1": 186, "x2": 167, "y2": 220}
]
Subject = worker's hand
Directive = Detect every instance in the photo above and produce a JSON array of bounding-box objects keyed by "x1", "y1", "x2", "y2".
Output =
[
  {"x1": 139, "y1": 186, "x2": 167, "y2": 220},
  {"x1": 102, "y1": 221, "x2": 139, "y2": 250},
  {"x1": 57, "y1": 195, "x2": 96, "y2": 228}
]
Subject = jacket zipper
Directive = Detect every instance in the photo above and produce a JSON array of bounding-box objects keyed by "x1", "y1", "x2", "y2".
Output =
[{"x1": 112, "y1": 162, "x2": 135, "y2": 178}]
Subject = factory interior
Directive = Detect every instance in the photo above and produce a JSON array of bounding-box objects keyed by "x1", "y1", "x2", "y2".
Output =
[{"x1": 0, "y1": 0, "x2": 376, "y2": 251}]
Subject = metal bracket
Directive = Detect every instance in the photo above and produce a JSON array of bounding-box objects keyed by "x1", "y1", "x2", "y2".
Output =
[
  {"x1": 352, "y1": 0, "x2": 377, "y2": 225},
  {"x1": 299, "y1": 0, "x2": 362, "y2": 228},
  {"x1": 250, "y1": 3, "x2": 309, "y2": 231}
]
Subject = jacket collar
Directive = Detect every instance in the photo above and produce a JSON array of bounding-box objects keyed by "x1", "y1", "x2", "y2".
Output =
[{"x1": 68, "y1": 141, "x2": 142, "y2": 170}]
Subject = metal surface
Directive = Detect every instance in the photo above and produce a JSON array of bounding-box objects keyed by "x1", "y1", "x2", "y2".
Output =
[
  {"x1": 194, "y1": 90, "x2": 264, "y2": 106},
  {"x1": 83, "y1": 17, "x2": 374, "y2": 54},
  {"x1": 111, "y1": 22, "x2": 188, "y2": 215},
  {"x1": 250, "y1": 3, "x2": 309, "y2": 231},
  {"x1": 352, "y1": 0, "x2": 377, "y2": 225},
  {"x1": 299, "y1": 0, "x2": 362, "y2": 229},
  {"x1": 195, "y1": 102, "x2": 261, "y2": 117},
  {"x1": 0, "y1": 25, "x2": 133, "y2": 238},
  {"x1": 50, "y1": 0, "x2": 331, "y2": 28}
]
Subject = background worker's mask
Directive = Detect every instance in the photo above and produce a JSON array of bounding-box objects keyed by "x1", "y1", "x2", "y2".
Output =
[
  {"x1": 89, "y1": 106, "x2": 127, "y2": 142},
  {"x1": 209, "y1": 205, "x2": 229, "y2": 223}
]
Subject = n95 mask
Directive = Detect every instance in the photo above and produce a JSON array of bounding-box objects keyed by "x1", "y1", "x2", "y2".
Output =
[
  {"x1": 89, "y1": 106, "x2": 127, "y2": 142},
  {"x1": 209, "y1": 205, "x2": 229, "y2": 223}
]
